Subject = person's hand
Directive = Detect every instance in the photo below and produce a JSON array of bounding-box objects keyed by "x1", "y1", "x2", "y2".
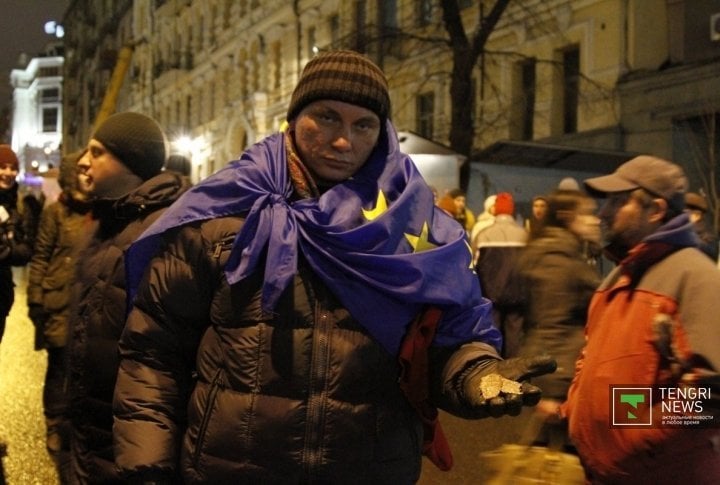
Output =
[
  {"x1": 534, "y1": 398, "x2": 563, "y2": 423},
  {"x1": 28, "y1": 304, "x2": 49, "y2": 328},
  {"x1": 462, "y1": 355, "x2": 557, "y2": 418}
]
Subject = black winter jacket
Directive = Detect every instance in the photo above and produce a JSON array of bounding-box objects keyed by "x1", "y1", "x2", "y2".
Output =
[
  {"x1": 114, "y1": 214, "x2": 500, "y2": 484},
  {"x1": 27, "y1": 193, "x2": 92, "y2": 347},
  {"x1": 517, "y1": 227, "x2": 600, "y2": 399},
  {"x1": 67, "y1": 171, "x2": 190, "y2": 483},
  {"x1": 0, "y1": 185, "x2": 34, "y2": 324}
]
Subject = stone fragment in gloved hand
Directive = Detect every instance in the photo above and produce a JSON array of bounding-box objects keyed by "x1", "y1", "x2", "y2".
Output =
[
  {"x1": 478, "y1": 373, "x2": 522, "y2": 399},
  {"x1": 462, "y1": 355, "x2": 557, "y2": 418}
]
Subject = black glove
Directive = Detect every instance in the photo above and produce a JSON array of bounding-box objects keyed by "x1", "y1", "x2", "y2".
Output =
[
  {"x1": 28, "y1": 304, "x2": 49, "y2": 328},
  {"x1": 462, "y1": 355, "x2": 557, "y2": 418}
]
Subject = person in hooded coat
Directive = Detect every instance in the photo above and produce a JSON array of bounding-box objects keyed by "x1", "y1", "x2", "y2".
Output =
[{"x1": 27, "y1": 149, "x2": 93, "y2": 481}]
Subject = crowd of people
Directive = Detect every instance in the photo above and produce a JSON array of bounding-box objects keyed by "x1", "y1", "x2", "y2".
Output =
[{"x1": 0, "y1": 50, "x2": 717, "y2": 484}]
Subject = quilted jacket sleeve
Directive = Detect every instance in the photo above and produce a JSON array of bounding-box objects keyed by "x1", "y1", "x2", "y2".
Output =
[
  {"x1": 113, "y1": 219, "x2": 234, "y2": 479},
  {"x1": 27, "y1": 203, "x2": 60, "y2": 306}
]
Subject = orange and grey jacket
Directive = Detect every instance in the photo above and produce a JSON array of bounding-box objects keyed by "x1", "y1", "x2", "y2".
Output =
[{"x1": 564, "y1": 214, "x2": 720, "y2": 484}]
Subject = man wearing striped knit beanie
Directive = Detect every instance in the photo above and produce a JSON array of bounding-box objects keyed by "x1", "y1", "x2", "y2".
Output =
[{"x1": 113, "y1": 50, "x2": 554, "y2": 483}]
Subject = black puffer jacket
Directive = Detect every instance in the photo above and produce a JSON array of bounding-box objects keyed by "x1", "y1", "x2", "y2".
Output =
[
  {"x1": 0, "y1": 185, "x2": 34, "y2": 331},
  {"x1": 114, "y1": 214, "x2": 499, "y2": 484},
  {"x1": 67, "y1": 171, "x2": 190, "y2": 483}
]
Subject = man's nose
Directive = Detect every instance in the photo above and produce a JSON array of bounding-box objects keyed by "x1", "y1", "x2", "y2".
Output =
[
  {"x1": 331, "y1": 127, "x2": 353, "y2": 151},
  {"x1": 77, "y1": 153, "x2": 90, "y2": 168}
]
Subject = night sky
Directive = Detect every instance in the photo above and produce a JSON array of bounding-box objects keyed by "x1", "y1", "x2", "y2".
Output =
[{"x1": 0, "y1": 0, "x2": 70, "y2": 111}]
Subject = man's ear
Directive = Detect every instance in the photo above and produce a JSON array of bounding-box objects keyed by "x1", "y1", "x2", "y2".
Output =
[{"x1": 648, "y1": 198, "x2": 668, "y2": 223}]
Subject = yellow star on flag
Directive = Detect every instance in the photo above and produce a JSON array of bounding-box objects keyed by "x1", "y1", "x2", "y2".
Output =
[
  {"x1": 405, "y1": 222, "x2": 437, "y2": 253},
  {"x1": 362, "y1": 190, "x2": 388, "y2": 221}
]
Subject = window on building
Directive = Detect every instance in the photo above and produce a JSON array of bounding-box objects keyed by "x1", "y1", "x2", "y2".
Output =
[
  {"x1": 223, "y1": 0, "x2": 233, "y2": 28},
  {"x1": 416, "y1": 92, "x2": 434, "y2": 139},
  {"x1": 186, "y1": 94, "x2": 193, "y2": 124},
  {"x1": 378, "y1": 0, "x2": 397, "y2": 30},
  {"x1": 519, "y1": 58, "x2": 536, "y2": 140},
  {"x1": 562, "y1": 46, "x2": 580, "y2": 134},
  {"x1": 355, "y1": 0, "x2": 367, "y2": 52},
  {"x1": 42, "y1": 107, "x2": 59, "y2": 132},
  {"x1": 307, "y1": 26, "x2": 316, "y2": 59},
  {"x1": 208, "y1": 5, "x2": 216, "y2": 47},
  {"x1": 417, "y1": 0, "x2": 433, "y2": 27},
  {"x1": 210, "y1": 80, "x2": 216, "y2": 120},
  {"x1": 41, "y1": 88, "x2": 60, "y2": 102},
  {"x1": 329, "y1": 15, "x2": 340, "y2": 47},
  {"x1": 470, "y1": 76, "x2": 477, "y2": 125},
  {"x1": 672, "y1": 113, "x2": 720, "y2": 202},
  {"x1": 38, "y1": 66, "x2": 60, "y2": 77},
  {"x1": 273, "y1": 42, "x2": 283, "y2": 90}
]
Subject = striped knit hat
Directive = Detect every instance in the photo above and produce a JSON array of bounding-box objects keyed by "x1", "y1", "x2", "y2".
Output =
[{"x1": 287, "y1": 50, "x2": 390, "y2": 122}]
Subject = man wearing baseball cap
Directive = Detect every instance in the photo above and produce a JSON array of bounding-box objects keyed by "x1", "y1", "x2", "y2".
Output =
[
  {"x1": 563, "y1": 155, "x2": 720, "y2": 483},
  {"x1": 65, "y1": 112, "x2": 190, "y2": 483},
  {"x1": 112, "y1": 50, "x2": 555, "y2": 483}
]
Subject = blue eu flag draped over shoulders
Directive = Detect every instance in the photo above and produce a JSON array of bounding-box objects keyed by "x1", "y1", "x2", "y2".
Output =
[{"x1": 126, "y1": 121, "x2": 500, "y2": 355}]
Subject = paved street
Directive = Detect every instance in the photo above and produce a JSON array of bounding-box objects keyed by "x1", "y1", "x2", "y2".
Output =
[
  {"x1": 0, "y1": 268, "x2": 59, "y2": 484},
  {"x1": 418, "y1": 410, "x2": 535, "y2": 484},
  {"x1": 0, "y1": 267, "x2": 542, "y2": 484}
]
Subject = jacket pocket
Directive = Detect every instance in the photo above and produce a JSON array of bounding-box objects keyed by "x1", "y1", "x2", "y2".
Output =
[{"x1": 43, "y1": 287, "x2": 69, "y2": 312}]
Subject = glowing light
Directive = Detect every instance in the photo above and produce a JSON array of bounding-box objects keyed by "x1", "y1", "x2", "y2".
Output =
[
  {"x1": 44, "y1": 20, "x2": 65, "y2": 38},
  {"x1": 172, "y1": 134, "x2": 206, "y2": 163},
  {"x1": 174, "y1": 136, "x2": 194, "y2": 152}
]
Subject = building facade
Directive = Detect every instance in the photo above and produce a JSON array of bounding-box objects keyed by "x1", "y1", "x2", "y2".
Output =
[
  {"x1": 10, "y1": 41, "x2": 64, "y2": 177},
  {"x1": 60, "y1": 0, "x2": 720, "y2": 223}
]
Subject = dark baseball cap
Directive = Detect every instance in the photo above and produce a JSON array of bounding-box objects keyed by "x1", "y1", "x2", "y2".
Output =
[{"x1": 584, "y1": 155, "x2": 688, "y2": 211}]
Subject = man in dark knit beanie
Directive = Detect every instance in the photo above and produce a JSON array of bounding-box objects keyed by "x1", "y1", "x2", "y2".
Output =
[
  {"x1": 66, "y1": 111, "x2": 189, "y2": 484},
  {"x1": 81, "y1": 111, "x2": 167, "y2": 189},
  {"x1": 113, "y1": 50, "x2": 554, "y2": 483}
]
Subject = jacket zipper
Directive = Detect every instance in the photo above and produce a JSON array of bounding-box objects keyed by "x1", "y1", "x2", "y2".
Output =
[
  {"x1": 192, "y1": 368, "x2": 223, "y2": 467},
  {"x1": 212, "y1": 236, "x2": 235, "y2": 258},
  {"x1": 302, "y1": 300, "x2": 332, "y2": 481}
]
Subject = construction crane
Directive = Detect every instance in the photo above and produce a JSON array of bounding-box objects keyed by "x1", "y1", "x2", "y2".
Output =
[{"x1": 91, "y1": 44, "x2": 134, "y2": 134}]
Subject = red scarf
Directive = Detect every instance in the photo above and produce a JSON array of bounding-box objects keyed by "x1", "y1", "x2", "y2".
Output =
[{"x1": 620, "y1": 241, "x2": 679, "y2": 286}]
